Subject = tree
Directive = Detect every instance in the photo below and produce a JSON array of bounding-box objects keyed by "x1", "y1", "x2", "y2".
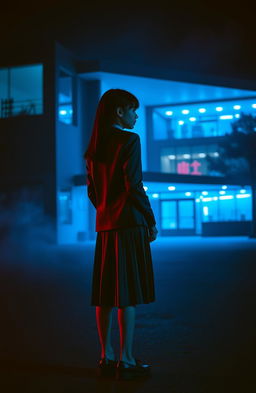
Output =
[{"x1": 205, "y1": 112, "x2": 256, "y2": 238}]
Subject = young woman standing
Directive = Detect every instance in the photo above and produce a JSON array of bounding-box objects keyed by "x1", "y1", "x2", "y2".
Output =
[{"x1": 84, "y1": 89, "x2": 158, "y2": 379}]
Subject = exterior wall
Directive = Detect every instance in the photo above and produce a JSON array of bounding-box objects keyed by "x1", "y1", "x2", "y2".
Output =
[
  {"x1": 0, "y1": 43, "x2": 57, "y2": 242},
  {"x1": 55, "y1": 42, "x2": 101, "y2": 243}
]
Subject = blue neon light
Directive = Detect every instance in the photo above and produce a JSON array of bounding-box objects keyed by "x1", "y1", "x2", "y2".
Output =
[
  {"x1": 236, "y1": 194, "x2": 251, "y2": 198},
  {"x1": 219, "y1": 115, "x2": 233, "y2": 120}
]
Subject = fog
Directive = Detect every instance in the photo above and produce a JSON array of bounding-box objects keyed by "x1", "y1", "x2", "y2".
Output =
[{"x1": 0, "y1": 187, "x2": 56, "y2": 271}]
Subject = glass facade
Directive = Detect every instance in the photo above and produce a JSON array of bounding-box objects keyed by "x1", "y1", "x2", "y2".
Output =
[
  {"x1": 153, "y1": 98, "x2": 256, "y2": 141},
  {"x1": 148, "y1": 184, "x2": 252, "y2": 235},
  {"x1": 0, "y1": 64, "x2": 43, "y2": 118},
  {"x1": 152, "y1": 97, "x2": 256, "y2": 177},
  {"x1": 161, "y1": 143, "x2": 220, "y2": 176}
]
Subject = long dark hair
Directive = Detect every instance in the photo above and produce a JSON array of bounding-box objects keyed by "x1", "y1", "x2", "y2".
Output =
[{"x1": 83, "y1": 89, "x2": 139, "y2": 162}]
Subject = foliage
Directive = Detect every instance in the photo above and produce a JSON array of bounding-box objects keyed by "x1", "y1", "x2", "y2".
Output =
[{"x1": 205, "y1": 112, "x2": 256, "y2": 180}]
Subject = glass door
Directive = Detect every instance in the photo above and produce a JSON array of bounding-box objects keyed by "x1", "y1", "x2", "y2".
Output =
[{"x1": 161, "y1": 198, "x2": 196, "y2": 235}]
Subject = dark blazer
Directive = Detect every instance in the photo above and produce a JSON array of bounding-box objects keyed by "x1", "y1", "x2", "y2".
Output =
[{"x1": 85, "y1": 126, "x2": 156, "y2": 232}]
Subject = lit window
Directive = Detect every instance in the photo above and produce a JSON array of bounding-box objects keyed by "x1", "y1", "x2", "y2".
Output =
[
  {"x1": 0, "y1": 64, "x2": 43, "y2": 118},
  {"x1": 58, "y1": 190, "x2": 72, "y2": 224},
  {"x1": 58, "y1": 69, "x2": 75, "y2": 125}
]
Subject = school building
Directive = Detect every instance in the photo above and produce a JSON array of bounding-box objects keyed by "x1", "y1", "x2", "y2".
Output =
[{"x1": 1, "y1": 41, "x2": 256, "y2": 244}]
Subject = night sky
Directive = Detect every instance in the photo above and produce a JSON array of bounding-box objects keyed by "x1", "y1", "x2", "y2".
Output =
[{"x1": 1, "y1": 1, "x2": 255, "y2": 80}]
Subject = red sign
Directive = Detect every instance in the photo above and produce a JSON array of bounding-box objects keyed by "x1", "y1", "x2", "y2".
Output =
[{"x1": 177, "y1": 160, "x2": 202, "y2": 175}]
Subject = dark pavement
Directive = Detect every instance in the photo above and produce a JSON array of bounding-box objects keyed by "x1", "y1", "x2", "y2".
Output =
[{"x1": 1, "y1": 235, "x2": 256, "y2": 393}]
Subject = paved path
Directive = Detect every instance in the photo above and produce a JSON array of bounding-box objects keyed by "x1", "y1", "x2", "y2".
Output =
[{"x1": 1, "y1": 236, "x2": 256, "y2": 392}]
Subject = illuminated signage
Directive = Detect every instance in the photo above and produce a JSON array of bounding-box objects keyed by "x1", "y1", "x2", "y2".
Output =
[{"x1": 177, "y1": 160, "x2": 202, "y2": 175}]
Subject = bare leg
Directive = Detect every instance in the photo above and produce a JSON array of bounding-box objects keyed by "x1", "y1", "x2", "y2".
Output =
[
  {"x1": 117, "y1": 305, "x2": 136, "y2": 364},
  {"x1": 96, "y1": 306, "x2": 115, "y2": 359}
]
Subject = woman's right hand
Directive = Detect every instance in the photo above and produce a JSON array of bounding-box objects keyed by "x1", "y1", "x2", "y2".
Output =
[{"x1": 148, "y1": 225, "x2": 158, "y2": 242}]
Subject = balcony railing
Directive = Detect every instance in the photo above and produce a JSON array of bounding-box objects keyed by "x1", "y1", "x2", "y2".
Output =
[{"x1": 0, "y1": 98, "x2": 43, "y2": 118}]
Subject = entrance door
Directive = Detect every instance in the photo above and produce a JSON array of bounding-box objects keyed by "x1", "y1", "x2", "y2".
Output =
[{"x1": 161, "y1": 198, "x2": 196, "y2": 235}]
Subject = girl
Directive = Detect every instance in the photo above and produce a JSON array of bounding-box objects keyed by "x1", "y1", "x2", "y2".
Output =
[{"x1": 84, "y1": 89, "x2": 158, "y2": 379}]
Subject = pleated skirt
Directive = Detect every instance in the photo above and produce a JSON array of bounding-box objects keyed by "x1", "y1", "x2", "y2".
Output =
[{"x1": 90, "y1": 225, "x2": 155, "y2": 307}]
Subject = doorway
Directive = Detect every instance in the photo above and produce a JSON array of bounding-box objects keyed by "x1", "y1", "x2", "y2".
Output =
[{"x1": 160, "y1": 198, "x2": 196, "y2": 235}]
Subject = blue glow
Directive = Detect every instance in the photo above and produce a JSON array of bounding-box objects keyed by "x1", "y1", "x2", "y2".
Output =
[
  {"x1": 189, "y1": 117, "x2": 196, "y2": 122},
  {"x1": 216, "y1": 106, "x2": 223, "y2": 112},
  {"x1": 240, "y1": 189, "x2": 246, "y2": 193},
  {"x1": 168, "y1": 155, "x2": 176, "y2": 159},
  {"x1": 59, "y1": 110, "x2": 67, "y2": 115},
  {"x1": 219, "y1": 115, "x2": 233, "y2": 120},
  {"x1": 152, "y1": 193, "x2": 159, "y2": 198},
  {"x1": 233, "y1": 105, "x2": 241, "y2": 110},
  {"x1": 202, "y1": 197, "x2": 213, "y2": 202},
  {"x1": 252, "y1": 104, "x2": 256, "y2": 108},
  {"x1": 182, "y1": 109, "x2": 189, "y2": 114},
  {"x1": 202, "y1": 191, "x2": 208, "y2": 195},
  {"x1": 203, "y1": 206, "x2": 208, "y2": 216},
  {"x1": 219, "y1": 190, "x2": 226, "y2": 195},
  {"x1": 234, "y1": 114, "x2": 240, "y2": 118},
  {"x1": 185, "y1": 192, "x2": 192, "y2": 196},
  {"x1": 165, "y1": 111, "x2": 173, "y2": 116},
  {"x1": 178, "y1": 120, "x2": 184, "y2": 125},
  {"x1": 222, "y1": 185, "x2": 227, "y2": 189},
  {"x1": 219, "y1": 195, "x2": 234, "y2": 200},
  {"x1": 236, "y1": 194, "x2": 251, "y2": 198},
  {"x1": 198, "y1": 108, "x2": 206, "y2": 113},
  {"x1": 143, "y1": 186, "x2": 148, "y2": 191},
  {"x1": 168, "y1": 186, "x2": 176, "y2": 190}
]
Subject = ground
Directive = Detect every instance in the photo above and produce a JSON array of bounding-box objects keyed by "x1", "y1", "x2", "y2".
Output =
[{"x1": 0, "y1": 236, "x2": 256, "y2": 393}]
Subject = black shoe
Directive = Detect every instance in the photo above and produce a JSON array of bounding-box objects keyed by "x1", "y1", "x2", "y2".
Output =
[
  {"x1": 97, "y1": 357, "x2": 118, "y2": 377},
  {"x1": 116, "y1": 358, "x2": 151, "y2": 380}
]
